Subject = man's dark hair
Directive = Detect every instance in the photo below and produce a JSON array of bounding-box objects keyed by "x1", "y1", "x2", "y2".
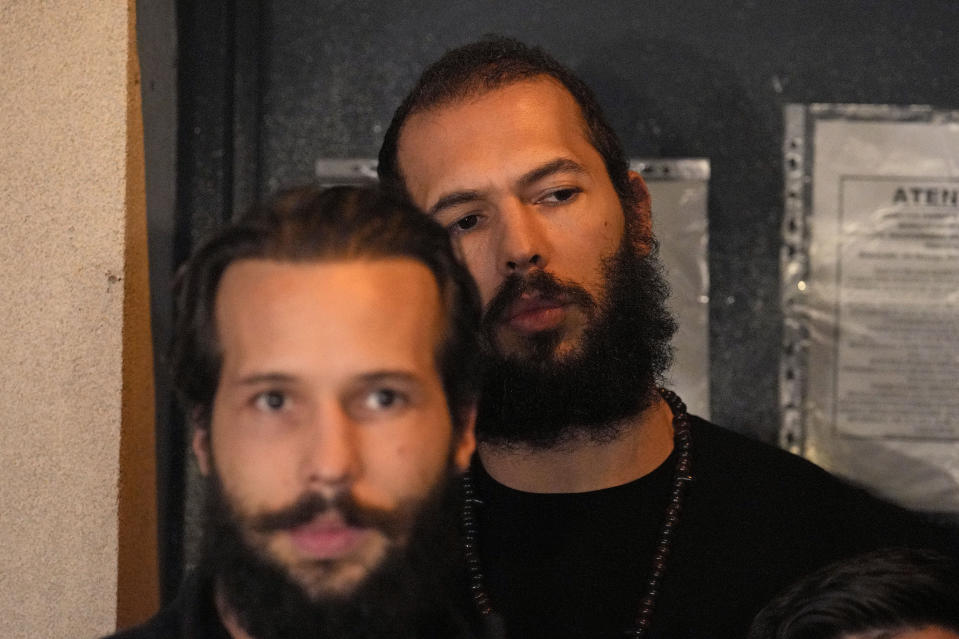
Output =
[
  {"x1": 748, "y1": 548, "x2": 959, "y2": 639},
  {"x1": 171, "y1": 185, "x2": 483, "y2": 432},
  {"x1": 377, "y1": 35, "x2": 634, "y2": 209}
]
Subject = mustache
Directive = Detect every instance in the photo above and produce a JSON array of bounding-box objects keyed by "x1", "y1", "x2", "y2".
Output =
[
  {"x1": 482, "y1": 269, "x2": 597, "y2": 328},
  {"x1": 249, "y1": 490, "x2": 407, "y2": 539}
]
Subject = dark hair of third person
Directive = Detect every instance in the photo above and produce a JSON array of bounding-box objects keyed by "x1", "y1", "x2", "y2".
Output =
[
  {"x1": 377, "y1": 35, "x2": 635, "y2": 211},
  {"x1": 747, "y1": 548, "x2": 959, "y2": 639},
  {"x1": 170, "y1": 185, "x2": 483, "y2": 433}
]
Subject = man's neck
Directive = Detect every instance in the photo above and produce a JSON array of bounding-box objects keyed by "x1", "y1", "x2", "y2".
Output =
[{"x1": 477, "y1": 394, "x2": 676, "y2": 493}]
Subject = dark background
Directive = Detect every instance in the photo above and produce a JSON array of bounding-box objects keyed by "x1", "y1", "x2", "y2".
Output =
[{"x1": 139, "y1": 0, "x2": 959, "y2": 601}]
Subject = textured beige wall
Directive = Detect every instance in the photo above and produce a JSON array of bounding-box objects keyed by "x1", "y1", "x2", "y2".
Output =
[{"x1": 0, "y1": 2, "x2": 130, "y2": 638}]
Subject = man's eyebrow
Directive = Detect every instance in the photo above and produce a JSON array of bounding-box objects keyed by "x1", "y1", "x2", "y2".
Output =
[
  {"x1": 356, "y1": 370, "x2": 421, "y2": 386},
  {"x1": 427, "y1": 190, "x2": 485, "y2": 217},
  {"x1": 517, "y1": 158, "x2": 587, "y2": 189},
  {"x1": 426, "y1": 158, "x2": 587, "y2": 217},
  {"x1": 236, "y1": 371, "x2": 421, "y2": 384},
  {"x1": 235, "y1": 372, "x2": 297, "y2": 386}
]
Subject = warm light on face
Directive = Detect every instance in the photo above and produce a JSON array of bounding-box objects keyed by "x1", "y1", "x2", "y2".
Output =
[
  {"x1": 397, "y1": 77, "x2": 634, "y2": 360},
  {"x1": 196, "y1": 257, "x2": 475, "y2": 597}
]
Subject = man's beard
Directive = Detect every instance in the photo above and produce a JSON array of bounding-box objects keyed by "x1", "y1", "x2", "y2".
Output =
[
  {"x1": 200, "y1": 467, "x2": 479, "y2": 639},
  {"x1": 477, "y1": 226, "x2": 677, "y2": 449}
]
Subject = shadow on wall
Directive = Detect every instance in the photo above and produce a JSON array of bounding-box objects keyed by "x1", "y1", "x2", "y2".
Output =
[{"x1": 578, "y1": 36, "x2": 782, "y2": 441}]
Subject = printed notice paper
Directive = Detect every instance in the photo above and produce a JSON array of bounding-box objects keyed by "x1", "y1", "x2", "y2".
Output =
[
  {"x1": 834, "y1": 177, "x2": 959, "y2": 438},
  {"x1": 784, "y1": 105, "x2": 959, "y2": 513}
]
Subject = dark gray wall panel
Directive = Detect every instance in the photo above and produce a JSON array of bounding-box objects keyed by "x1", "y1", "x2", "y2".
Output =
[{"x1": 190, "y1": 0, "x2": 959, "y2": 442}]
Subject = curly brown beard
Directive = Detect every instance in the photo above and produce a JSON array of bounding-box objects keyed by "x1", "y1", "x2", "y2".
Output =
[
  {"x1": 199, "y1": 466, "x2": 482, "y2": 639},
  {"x1": 477, "y1": 227, "x2": 676, "y2": 449}
]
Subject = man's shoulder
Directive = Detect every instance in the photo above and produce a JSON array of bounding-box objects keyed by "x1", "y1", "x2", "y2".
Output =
[
  {"x1": 100, "y1": 606, "x2": 181, "y2": 639},
  {"x1": 100, "y1": 572, "x2": 224, "y2": 639},
  {"x1": 683, "y1": 414, "x2": 954, "y2": 551},
  {"x1": 688, "y1": 415, "x2": 836, "y2": 484},
  {"x1": 688, "y1": 414, "x2": 896, "y2": 507}
]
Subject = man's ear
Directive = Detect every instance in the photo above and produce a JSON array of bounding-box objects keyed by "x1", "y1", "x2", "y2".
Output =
[
  {"x1": 192, "y1": 424, "x2": 212, "y2": 477},
  {"x1": 453, "y1": 404, "x2": 477, "y2": 473},
  {"x1": 627, "y1": 170, "x2": 654, "y2": 254}
]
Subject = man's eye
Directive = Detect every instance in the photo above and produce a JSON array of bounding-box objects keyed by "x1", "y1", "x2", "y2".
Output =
[
  {"x1": 541, "y1": 188, "x2": 580, "y2": 204},
  {"x1": 254, "y1": 391, "x2": 287, "y2": 412},
  {"x1": 449, "y1": 214, "x2": 480, "y2": 234},
  {"x1": 364, "y1": 388, "x2": 406, "y2": 411}
]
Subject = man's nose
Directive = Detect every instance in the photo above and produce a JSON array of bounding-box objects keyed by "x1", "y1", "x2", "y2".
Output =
[
  {"x1": 498, "y1": 200, "x2": 551, "y2": 276},
  {"x1": 301, "y1": 404, "x2": 360, "y2": 490}
]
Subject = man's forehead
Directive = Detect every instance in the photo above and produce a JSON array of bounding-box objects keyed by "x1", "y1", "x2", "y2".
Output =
[
  {"x1": 212, "y1": 257, "x2": 446, "y2": 382},
  {"x1": 401, "y1": 75, "x2": 588, "y2": 141},
  {"x1": 217, "y1": 255, "x2": 435, "y2": 288},
  {"x1": 214, "y1": 257, "x2": 444, "y2": 330},
  {"x1": 396, "y1": 76, "x2": 599, "y2": 205}
]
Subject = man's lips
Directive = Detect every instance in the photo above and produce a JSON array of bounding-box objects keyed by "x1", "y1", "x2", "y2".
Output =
[
  {"x1": 504, "y1": 296, "x2": 567, "y2": 333},
  {"x1": 287, "y1": 514, "x2": 369, "y2": 560}
]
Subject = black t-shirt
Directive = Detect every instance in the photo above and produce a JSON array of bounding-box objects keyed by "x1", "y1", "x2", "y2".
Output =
[
  {"x1": 105, "y1": 565, "x2": 497, "y2": 639},
  {"x1": 103, "y1": 571, "x2": 229, "y2": 639},
  {"x1": 474, "y1": 416, "x2": 957, "y2": 639}
]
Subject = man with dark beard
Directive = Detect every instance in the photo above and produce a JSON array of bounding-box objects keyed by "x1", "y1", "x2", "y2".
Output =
[
  {"x1": 377, "y1": 36, "x2": 956, "y2": 639},
  {"x1": 105, "y1": 186, "x2": 490, "y2": 639}
]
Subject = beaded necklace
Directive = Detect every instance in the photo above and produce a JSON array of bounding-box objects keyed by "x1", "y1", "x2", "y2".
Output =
[{"x1": 461, "y1": 388, "x2": 694, "y2": 638}]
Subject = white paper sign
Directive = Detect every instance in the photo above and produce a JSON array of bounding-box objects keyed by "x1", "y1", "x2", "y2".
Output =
[
  {"x1": 783, "y1": 105, "x2": 959, "y2": 513},
  {"x1": 834, "y1": 177, "x2": 959, "y2": 438}
]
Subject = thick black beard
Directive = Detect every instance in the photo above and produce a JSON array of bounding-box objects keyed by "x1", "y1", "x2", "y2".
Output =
[
  {"x1": 200, "y1": 471, "x2": 481, "y2": 639},
  {"x1": 476, "y1": 231, "x2": 677, "y2": 449}
]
